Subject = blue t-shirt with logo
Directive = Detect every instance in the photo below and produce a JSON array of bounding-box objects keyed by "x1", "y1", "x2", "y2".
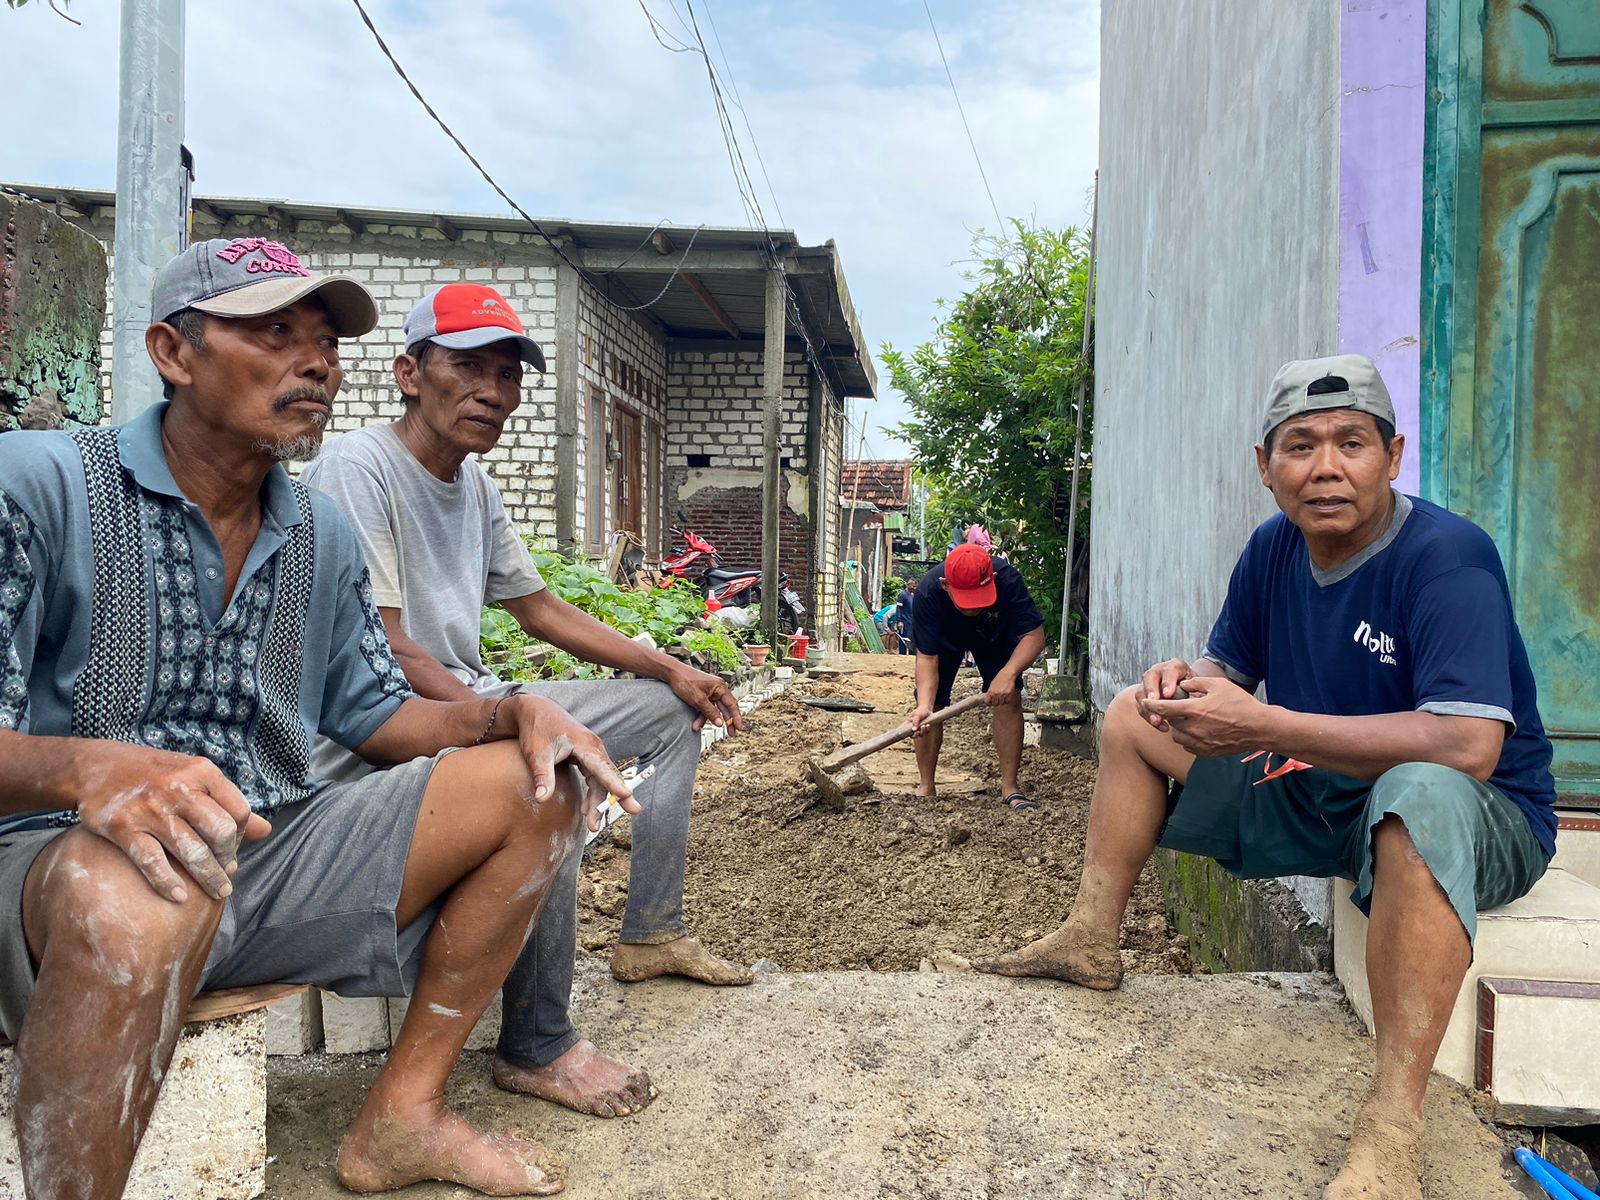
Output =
[{"x1": 1203, "y1": 493, "x2": 1557, "y2": 855}]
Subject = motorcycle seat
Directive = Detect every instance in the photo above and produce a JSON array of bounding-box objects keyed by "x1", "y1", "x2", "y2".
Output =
[{"x1": 704, "y1": 567, "x2": 757, "y2": 583}]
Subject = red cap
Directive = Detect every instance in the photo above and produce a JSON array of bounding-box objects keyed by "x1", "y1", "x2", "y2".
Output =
[
  {"x1": 403, "y1": 283, "x2": 547, "y2": 371},
  {"x1": 944, "y1": 543, "x2": 997, "y2": 607}
]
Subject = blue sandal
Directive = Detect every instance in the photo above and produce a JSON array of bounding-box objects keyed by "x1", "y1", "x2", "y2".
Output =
[{"x1": 1003, "y1": 791, "x2": 1038, "y2": 813}]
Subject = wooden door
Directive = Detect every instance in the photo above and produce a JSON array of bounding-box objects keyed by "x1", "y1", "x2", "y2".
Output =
[
  {"x1": 613, "y1": 404, "x2": 643, "y2": 537},
  {"x1": 1425, "y1": 0, "x2": 1600, "y2": 798}
]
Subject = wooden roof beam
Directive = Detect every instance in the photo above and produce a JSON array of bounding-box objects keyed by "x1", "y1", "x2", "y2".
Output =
[{"x1": 652, "y1": 231, "x2": 741, "y2": 338}]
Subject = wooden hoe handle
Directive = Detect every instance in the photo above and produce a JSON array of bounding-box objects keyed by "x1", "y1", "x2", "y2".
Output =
[{"x1": 816, "y1": 693, "x2": 988, "y2": 772}]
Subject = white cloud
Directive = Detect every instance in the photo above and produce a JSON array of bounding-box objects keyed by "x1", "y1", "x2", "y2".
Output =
[{"x1": 0, "y1": 0, "x2": 1099, "y2": 457}]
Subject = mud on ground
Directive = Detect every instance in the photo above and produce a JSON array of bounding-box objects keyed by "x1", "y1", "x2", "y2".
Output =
[{"x1": 579, "y1": 654, "x2": 1197, "y2": 976}]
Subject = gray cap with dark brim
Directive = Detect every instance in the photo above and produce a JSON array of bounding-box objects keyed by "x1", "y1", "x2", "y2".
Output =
[{"x1": 1261, "y1": 353, "x2": 1396, "y2": 440}]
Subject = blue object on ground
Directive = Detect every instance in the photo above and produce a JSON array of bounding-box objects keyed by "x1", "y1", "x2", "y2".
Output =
[{"x1": 1517, "y1": 1148, "x2": 1599, "y2": 1200}]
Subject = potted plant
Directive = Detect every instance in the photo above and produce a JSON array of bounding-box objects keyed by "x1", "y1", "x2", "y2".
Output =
[{"x1": 744, "y1": 641, "x2": 771, "y2": 667}]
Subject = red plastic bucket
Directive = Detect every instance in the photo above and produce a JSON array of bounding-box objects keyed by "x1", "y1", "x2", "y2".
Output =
[{"x1": 787, "y1": 633, "x2": 810, "y2": 660}]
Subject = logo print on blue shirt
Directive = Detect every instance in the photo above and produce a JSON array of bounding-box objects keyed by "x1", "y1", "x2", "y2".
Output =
[{"x1": 1353, "y1": 619, "x2": 1397, "y2": 666}]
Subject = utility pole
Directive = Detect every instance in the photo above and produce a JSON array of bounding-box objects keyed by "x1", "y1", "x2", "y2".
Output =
[
  {"x1": 112, "y1": 0, "x2": 187, "y2": 423},
  {"x1": 759, "y1": 267, "x2": 787, "y2": 644}
]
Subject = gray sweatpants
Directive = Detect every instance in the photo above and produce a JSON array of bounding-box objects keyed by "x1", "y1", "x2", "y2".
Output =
[{"x1": 488, "y1": 678, "x2": 701, "y2": 1067}]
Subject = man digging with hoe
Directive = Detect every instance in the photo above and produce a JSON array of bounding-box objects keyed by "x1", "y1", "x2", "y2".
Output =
[
  {"x1": 0, "y1": 239, "x2": 637, "y2": 1198},
  {"x1": 977, "y1": 355, "x2": 1557, "y2": 1199}
]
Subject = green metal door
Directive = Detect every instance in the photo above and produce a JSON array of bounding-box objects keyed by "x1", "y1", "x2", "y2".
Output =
[{"x1": 1424, "y1": 0, "x2": 1600, "y2": 800}]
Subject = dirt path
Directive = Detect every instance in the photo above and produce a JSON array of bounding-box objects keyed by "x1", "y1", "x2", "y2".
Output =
[
  {"x1": 267, "y1": 969, "x2": 1526, "y2": 1199},
  {"x1": 578, "y1": 653, "x2": 1193, "y2": 975}
]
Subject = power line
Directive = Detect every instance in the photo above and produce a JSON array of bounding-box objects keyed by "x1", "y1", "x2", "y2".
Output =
[
  {"x1": 348, "y1": 0, "x2": 696, "y2": 318},
  {"x1": 700, "y1": 0, "x2": 787, "y2": 228},
  {"x1": 921, "y1": 0, "x2": 1005, "y2": 231}
]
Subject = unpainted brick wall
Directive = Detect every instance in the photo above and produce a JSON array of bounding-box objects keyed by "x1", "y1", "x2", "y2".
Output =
[{"x1": 59, "y1": 207, "x2": 563, "y2": 536}]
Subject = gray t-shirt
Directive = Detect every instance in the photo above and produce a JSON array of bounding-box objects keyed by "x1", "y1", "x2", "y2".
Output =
[{"x1": 300, "y1": 423, "x2": 544, "y2": 693}]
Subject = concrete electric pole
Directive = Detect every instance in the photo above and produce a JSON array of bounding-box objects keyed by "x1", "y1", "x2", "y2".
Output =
[{"x1": 112, "y1": 0, "x2": 187, "y2": 423}]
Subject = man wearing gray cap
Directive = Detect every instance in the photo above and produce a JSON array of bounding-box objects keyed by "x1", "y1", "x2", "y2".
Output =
[
  {"x1": 0, "y1": 238, "x2": 633, "y2": 1196},
  {"x1": 977, "y1": 354, "x2": 1556, "y2": 1199},
  {"x1": 303, "y1": 281, "x2": 753, "y2": 1122}
]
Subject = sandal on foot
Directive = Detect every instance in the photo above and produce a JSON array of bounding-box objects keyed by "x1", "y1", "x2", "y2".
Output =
[{"x1": 1002, "y1": 791, "x2": 1038, "y2": 812}]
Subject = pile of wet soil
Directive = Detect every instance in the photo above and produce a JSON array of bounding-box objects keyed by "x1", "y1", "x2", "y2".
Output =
[{"x1": 579, "y1": 658, "x2": 1197, "y2": 975}]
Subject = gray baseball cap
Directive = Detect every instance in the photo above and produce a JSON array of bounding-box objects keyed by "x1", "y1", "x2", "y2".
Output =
[
  {"x1": 151, "y1": 237, "x2": 378, "y2": 337},
  {"x1": 1261, "y1": 354, "x2": 1395, "y2": 441}
]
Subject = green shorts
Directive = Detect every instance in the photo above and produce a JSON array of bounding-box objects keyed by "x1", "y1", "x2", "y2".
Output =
[{"x1": 1157, "y1": 756, "x2": 1548, "y2": 943}]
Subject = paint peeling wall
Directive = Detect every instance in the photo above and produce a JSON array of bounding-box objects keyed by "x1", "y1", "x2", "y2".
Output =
[
  {"x1": 0, "y1": 195, "x2": 106, "y2": 431},
  {"x1": 1089, "y1": 0, "x2": 1342, "y2": 711}
]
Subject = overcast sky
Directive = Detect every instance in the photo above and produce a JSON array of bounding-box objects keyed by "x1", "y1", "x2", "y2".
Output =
[{"x1": 1, "y1": 0, "x2": 1099, "y2": 458}]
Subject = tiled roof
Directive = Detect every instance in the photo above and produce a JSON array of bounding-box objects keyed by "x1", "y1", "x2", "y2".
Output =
[{"x1": 841, "y1": 459, "x2": 913, "y2": 510}]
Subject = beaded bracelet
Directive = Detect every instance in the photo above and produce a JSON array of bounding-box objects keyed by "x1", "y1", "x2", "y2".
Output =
[{"x1": 472, "y1": 697, "x2": 507, "y2": 746}]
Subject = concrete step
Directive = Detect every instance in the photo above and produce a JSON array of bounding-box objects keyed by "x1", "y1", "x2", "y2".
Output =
[
  {"x1": 0, "y1": 985, "x2": 299, "y2": 1200},
  {"x1": 1333, "y1": 867, "x2": 1600, "y2": 1123},
  {"x1": 1551, "y1": 807, "x2": 1600, "y2": 888}
]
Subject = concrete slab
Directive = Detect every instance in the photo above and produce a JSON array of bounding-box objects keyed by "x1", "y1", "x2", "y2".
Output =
[{"x1": 265, "y1": 969, "x2": 1523, "y2": 1199}]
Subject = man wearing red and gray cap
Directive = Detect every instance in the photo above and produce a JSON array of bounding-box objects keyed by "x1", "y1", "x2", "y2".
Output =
[
  {"x1": 0, "y1": 238, "x2": 634, "y2": 1195},
  {"x1": 977, "y1": 354, "x2": 1557, "y2": 1199},
  {"x1": 304, "y1": 282, "x2": 752, "y2": 1123},
  {"x1": 904, "y1": 542, "x2": 1046, "y2": 811}
]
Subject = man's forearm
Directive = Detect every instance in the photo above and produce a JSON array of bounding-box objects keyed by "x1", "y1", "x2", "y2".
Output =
[
  {"x1": 1255, "y1": 707, "x2": 1503, "y2": 782},
  {"x1": 511, "y1": 591, "x2": 683, "y2": 682},
  {"x1": 998, "y1": 627, "x2": 1045, "y2": 683},
  {"x1": 914, "y1": 652, "x2": 941, "y2": 709},
  {"x1": 378, "y1": 607, "x2": 481, "y2": 702},
  {"x1": 355, "y1": 696, "x2": 501, "y2": 764}
]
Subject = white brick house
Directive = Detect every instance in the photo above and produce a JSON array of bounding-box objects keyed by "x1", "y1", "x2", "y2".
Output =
[{"x1": 11, "y1": 185, "x2": 876, "y2": 641}]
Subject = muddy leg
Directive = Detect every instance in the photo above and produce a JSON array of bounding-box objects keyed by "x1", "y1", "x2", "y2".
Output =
[
  {"x1": 1323, "y1": 815, "x2": 1467, "y2": 1200},
  {"x1": 17, "y1": 829, "x2": 224, "y2": 1200},
  {"x1": 336, "y1": 743, "x2": 584, "y2": 1197},
  {"x1": 990, "y1": 697, "x2": 1024, "y2": 798},
  {"x1": 974, "y1": 685, "x2": 1193, "y2": 987},
  {"x1": 914, "y1": 724, "x2": 942, "y2": 798}
]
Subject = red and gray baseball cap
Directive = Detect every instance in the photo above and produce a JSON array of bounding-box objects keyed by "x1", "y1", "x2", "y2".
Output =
[
  {"x1": 402, "y1": 283, "x2": 547, "y2": 372},
  {"x1": 944, "y1": 543, "x2": 998, "y2": 608},
  {"x1": 151, "y1": 237, "x2": 378, "y2": 336}
]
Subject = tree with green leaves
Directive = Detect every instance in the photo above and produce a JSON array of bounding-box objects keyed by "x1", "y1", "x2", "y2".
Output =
[{"x1": 884, "y1": 221, "x2": 1092, "y2": 657}]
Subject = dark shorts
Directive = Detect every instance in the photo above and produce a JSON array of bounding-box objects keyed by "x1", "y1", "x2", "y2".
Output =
[
  {"x1": 1157, "y1": 755, "x2": 1548, "y2": 944},
  {"x1": 0, "y1": 751, "x2": 451, "y2": 1042},
  {"x1": 933, "y1": 642, "x2": 1016, "y2": 709}
]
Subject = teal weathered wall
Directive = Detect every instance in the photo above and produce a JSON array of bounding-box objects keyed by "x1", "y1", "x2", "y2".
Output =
[{"x1": 0, "y1": 194, "x2": 107, "y2": 432}]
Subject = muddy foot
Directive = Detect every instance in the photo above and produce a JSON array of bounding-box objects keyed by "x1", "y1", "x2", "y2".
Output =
[
  {"x1": 336, "y1": 1106, "x2": 565, "y2": 1196},
  {"x1": 610, "y1": 935, "x2": 754, "y2": 985},
  {"x1": 972, "y1": 923, "x2": 1124, "y2": 990},
  {"x1": 492, "y1": 1040, "x2": 655, "y2": 1119},
  {"x1": 1321, "y1": 1093, "x2": 1424, "y2": 1199}
]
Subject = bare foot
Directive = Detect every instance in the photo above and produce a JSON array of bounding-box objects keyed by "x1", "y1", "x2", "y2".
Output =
[
  {"x1": 972, "y1": 922, "x2": 1124, "y2": 989},
  {"x1": 915, "y1": 783, "x2": 937, "y2": 798},
  {"x1": 1322, "y1": 1091, "x2": 1424, "y2": 1199},
  {"x1": 336, "y1": 1105, "x2": 565, "y2": 1196},
  {"x1": 492, "y1": 1040, "x2": 655, "y2": 1119},
  {"x1": 610, "y1": 935, "x2": 754, "y2": 986}
]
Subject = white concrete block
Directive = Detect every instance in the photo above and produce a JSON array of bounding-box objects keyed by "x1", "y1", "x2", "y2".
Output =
[
  {"x1": 1551, "y1": 810, "x2": 1600, "y2": 888},
  {"x1": 1334, "y1": 868, "x2": 1600, "y2": 1101},
  {"x1": 265, "y1": 988, "x2": 323, "y2": 1056},
  {"x1": 1478, "y1": 977, "x2": 1600, "y2": 1119},
  {"x1": 0, "y1": 1011, "x2": 267, "y2": 1200},
  {"x1": 386, "y1": 997, "x2": 502, "y2": 1052},
  {"x1": 320, "y1": 994, "x2": 392, "y2": 1054}
]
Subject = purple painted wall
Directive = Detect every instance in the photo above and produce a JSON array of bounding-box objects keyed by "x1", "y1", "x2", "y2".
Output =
[{"x1": 1339, "y1": 0, "x2": 1428, "y2": 494}]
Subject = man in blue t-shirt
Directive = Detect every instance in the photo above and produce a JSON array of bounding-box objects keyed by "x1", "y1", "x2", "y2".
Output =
[
  {"x1": 906, "y1": 544, "x2": 1045, "y2": 810},
  {"x1": 975, "y1": 354, "x2": 1556, "y2": 1200}
]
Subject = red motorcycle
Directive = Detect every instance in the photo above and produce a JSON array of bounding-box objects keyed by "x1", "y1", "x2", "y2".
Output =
[{"x1": 660, "y1": 525, "x2": 805, "y2": 633}]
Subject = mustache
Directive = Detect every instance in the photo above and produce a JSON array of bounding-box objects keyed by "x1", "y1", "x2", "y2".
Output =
[{"x1": 274, "y1": 385, "x2": 332, "y2": 411}]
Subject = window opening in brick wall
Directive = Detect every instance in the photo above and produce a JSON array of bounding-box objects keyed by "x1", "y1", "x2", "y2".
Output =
[
  {"x1": 613, "y1": 402, "x2": 643, "y2": 539},
  {"x1": 687, "y1": 453, "x2": 713, "y2": 469},
  {"x1": 585, "y1": 383, "x2": 608, "y2": 551}
]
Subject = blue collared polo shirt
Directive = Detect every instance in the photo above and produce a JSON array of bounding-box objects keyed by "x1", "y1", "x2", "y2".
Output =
[{"x1": 0, "y1": 403, "x2": 412, "y2": 831}]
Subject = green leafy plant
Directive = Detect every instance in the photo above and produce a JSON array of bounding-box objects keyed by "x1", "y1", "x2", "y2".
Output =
[
  {"x1": 482, "y1": 545, "x2": 728, "y2": 682},
  {"x1": 679, "y1": 626, "x2": 744, "y2": 674},
  {"x1": 880, "y1": 575, "x2": 908, "y2": 608}
]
